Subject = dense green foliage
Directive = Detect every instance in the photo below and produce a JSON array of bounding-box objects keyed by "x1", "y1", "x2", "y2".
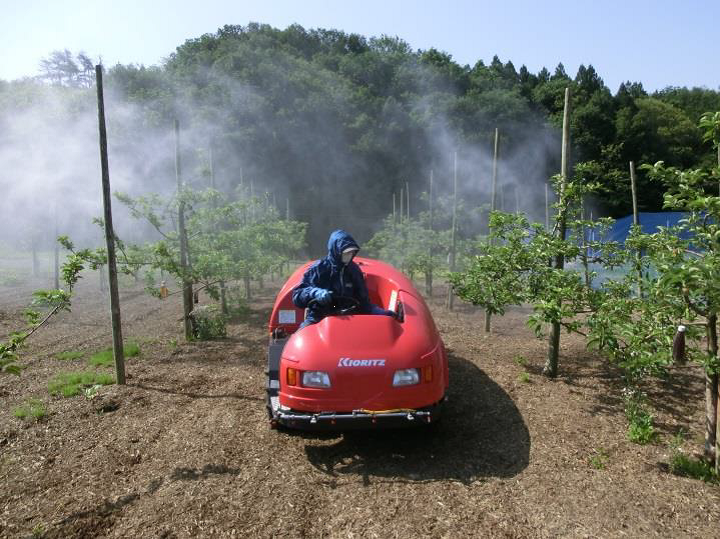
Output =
[{"x1": 2, "y1": 25, "x2": 718, "y2": 251}]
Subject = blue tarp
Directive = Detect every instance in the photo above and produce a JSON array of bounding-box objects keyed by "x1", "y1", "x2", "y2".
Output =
[{"x1": 606, "y1": 212, "x2": 689, "y2": 245}]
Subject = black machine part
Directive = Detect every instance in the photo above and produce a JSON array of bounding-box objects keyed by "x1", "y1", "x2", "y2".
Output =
[{"x1": 266, "y1": 334, "x2": 288, "y2": 417}]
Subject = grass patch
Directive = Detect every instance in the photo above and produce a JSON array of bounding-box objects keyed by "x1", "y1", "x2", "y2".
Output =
[
  {"x1": 31, "y1": 523, "x2": 45, "y2": 538},
  {"x1": 589, "y1": 448, "x2": 609, "y2": 470},
  {"x1": 667, "y1": 430, "x2": 718, "y2": 483},
  {"x1": 88, "y1": 341, "x2": 140, "y2": 367},
  {"x1": 48, "y1": 371, "x2": 115, "y2": 397},
  {"x1": 13, "y1": 399, "x2": 47, "y2": 421},
  {"x1": 56, "y1": 350, "x2": 84, "y2": 361},
  {"x1": 513, "y1": 355, "x2": 528, "y2": 367},
  {"x1": 518, "y1": 371, "x2": 531, "y2": 383}
]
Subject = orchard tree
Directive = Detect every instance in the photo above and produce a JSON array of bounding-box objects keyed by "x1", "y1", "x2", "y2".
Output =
[
  {"x1": 451, "y1": 167, "x2": 623, "y2": 376},
  {"x1": 117, "y1": 185, "x2": 306, "y2": 338},
  {"x1": 1, "y1": 240, "x2": 104, "y2": 375}
]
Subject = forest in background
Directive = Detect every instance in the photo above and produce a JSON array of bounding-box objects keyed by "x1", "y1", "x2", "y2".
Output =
[{"x1": 1, "y1": 22, "x2": 719, "y2": 253}]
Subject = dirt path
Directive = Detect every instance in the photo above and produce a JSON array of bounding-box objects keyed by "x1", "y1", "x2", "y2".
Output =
[{"x1": 1, "y1": 276, "x2": 719, "y2": 538}]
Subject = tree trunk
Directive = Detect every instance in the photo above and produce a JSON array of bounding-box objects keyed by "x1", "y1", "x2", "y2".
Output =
[
  {"x1": 446, "y1": 151, "x2": 458, "y2": 310},
  {"x1": 174, "y1": 119, "x2": 194, "y2": 341},
  {"x1": 544, "y1": 87, "x2": 571, "y2": 378},
  {"x1": 705, "y1": 313, "x2": 718, "y2": 465},
  {"x1": 545, "y1": 321, "x2": 561, "y2": 378},
  {"x1": 486, "y1": 128, "x2": 499, "y2": 331},
  {"x1": 220, "y1": 284, "x2": 228, "y2": 316},
  {"x1": 425, "y1": 269, "x2": 433, "y2": 297},
  {"x1": 245, "y1": 274, "x2": 251, "y2": 300}
]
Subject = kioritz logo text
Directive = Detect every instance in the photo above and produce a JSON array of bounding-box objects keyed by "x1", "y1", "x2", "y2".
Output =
[{"x1": 337, "y1": 357, "x2": 386, "y2": 367}]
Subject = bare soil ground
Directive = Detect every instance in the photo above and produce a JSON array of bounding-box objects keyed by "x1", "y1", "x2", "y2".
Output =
[{"x1": 1, "y1": 269, "x2": 719, "y2": 538}]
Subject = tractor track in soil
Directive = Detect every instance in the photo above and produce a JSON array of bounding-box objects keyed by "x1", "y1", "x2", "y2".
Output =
[{"x1": 1, "y1": 276, "x2": 719, "y2": 538}]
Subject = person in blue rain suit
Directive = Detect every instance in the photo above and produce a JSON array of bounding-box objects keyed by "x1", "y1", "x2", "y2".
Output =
[{"x1": 293, "y1": 229, "x2": 396, "y2": 328}]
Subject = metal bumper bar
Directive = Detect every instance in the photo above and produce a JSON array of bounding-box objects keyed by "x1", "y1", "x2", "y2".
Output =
[{"x1": 270, "y1": 399, "x2": 444, "y2": 431}]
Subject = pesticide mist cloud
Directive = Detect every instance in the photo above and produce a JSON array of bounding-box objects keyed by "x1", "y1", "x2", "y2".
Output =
[{"x1": 0, "y1": 50, "x2": 566, "y2": 258}]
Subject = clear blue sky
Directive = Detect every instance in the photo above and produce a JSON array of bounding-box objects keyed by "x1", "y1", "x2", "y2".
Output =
[{"x1": 2, "y1": 0, "x2": 718, "y2": 92}]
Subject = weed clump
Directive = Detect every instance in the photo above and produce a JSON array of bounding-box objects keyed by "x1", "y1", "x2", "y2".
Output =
[
  {"x1": 669, "y1": 452, "x2": 718, "y2": 483},
  {"x1": 13, "y1": 399, "x2": 47, "y2": 421},
  {"x1": 513, "y1": 355, "x2": 528, "y2": 367},
  {"x1": 624, "y1": 390, "x2": 656, "y2": 445},
  {"x1": 88, "y1": 341, "x2": 140, "y2": 367},
  {"x1": 190, "y1": 305, "x2": 227, "y2": 340},
  {"x1": 667, "y1": 430, "x2": 718, "y2": 483},
  {"x1": 589, "y1": 448, "x2": 609, "y2": 470},
  {"x1": 48, "y1": 371, "x2": 115, "y2": 397}
]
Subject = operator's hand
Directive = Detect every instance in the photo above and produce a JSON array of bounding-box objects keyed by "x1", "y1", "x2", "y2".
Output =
[{"x1": 314, "y1": 288, "x2": 333, "y2": 306}]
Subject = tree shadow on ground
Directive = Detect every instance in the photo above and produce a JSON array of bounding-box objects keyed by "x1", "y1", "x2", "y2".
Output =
[{"x1": 303, "y1": 353, "x2": 529, "y2": 485}]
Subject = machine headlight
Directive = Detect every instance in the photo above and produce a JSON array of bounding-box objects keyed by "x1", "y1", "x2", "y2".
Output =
[
  {"x1": 392, "y1": 368, "x2": 420, "y2": 387},
  {"x1": 302, "y1": 371, "x2": 331, "y2": 388}
]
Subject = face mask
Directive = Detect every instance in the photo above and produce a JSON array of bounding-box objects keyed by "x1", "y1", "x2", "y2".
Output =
[{"x1": 341, "y1": 250, "x2": 357, "y2": 264}]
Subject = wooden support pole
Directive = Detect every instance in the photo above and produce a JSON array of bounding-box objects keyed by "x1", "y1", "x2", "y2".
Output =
[
  {"x1": 53, "y1": 205, "x2": 60, "y2": 290},
  {"x1": 175, "y1": 120, "x2": 194, "y2": 340},
  {"x1": 209, "y1": 141, "x2": 228, "y2": 316},
  {"x1": 392, "y1": 192, "x2": 396, "y2": 234},
  {"x1": 629, "y1": 161, "x2": 643, "y2": 297},
  {"x1": 406, "y1": 180, "x2": 410, "y2": 221},
  {"x1": 399, "y1": 187, "x2": 404, "y2": 224},
  {"x1": 429, "y1": 170, "x2": 434, "y2": 230},
  {"x1": 630, "y1": 161, "x2": 640, "y2": 227},
  {"x1": 286, "y1": 197, "x2": 290, "y2": 221},
  {"x1": 427, "y1": 169, "x2": 434, "y2": 297},
  {"x1": 486, "y1": 128, "x2": 499, "y2": 332},
  {"x1": 545, "y1": 182, "x2": 550, "y2": 231},
  {"x1": 544, "y1": 87, "x2": 571, "y2": 378},
  {"x1": 250, "y1": 179, "x2": 255, "y2": 223},
  {"x1": 446, "y1": 151, "x2": 458, "y2": 310},
  {"x1": 95, "y1": 65, "x2": 125, "y2": 385},
  {"x1": 582, "y1": 197, "x2": 591, "y2": 289},
  {"x1": 31, "y1": 236, "x2": 39, "y2": 277},
  {"x1": 491, "y1": 128, "x2": 499, "y2": 212},
  {"x1": 99, "y1": 265, "x2": 106, "y2": 292}
]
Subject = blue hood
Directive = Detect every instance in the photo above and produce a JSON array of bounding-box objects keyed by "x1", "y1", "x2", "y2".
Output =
[{"x1": 326, "y1": 229, "x2": 360, "y2": 266}]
